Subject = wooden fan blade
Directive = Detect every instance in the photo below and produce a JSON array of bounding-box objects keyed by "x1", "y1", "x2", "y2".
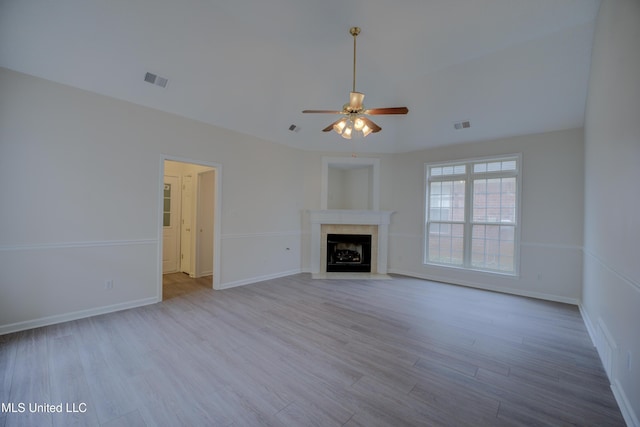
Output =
[
  {"x1": 364, "y1": 107, "x2": 409, "y2": 115},
  {"x1": 302, "y1": 110, "x2": 343, "y2": 114},
  {"x1": 361, "y1": 117, "x2": 381, "y2": 133}
]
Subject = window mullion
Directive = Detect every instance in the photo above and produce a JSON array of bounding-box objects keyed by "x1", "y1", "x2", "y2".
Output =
[{"x1": 463, "y1": 171, "x2": 472, "y2": 268}]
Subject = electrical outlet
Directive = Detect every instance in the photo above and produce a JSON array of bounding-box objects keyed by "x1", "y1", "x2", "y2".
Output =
[{"x1": 104, "y1": 279, "x2": 114, "y2": 290}]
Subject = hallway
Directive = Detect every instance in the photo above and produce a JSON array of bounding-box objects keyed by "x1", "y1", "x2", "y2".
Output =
[{"x1": 162, "y1": 272, "x2": 213, "y2": 300}]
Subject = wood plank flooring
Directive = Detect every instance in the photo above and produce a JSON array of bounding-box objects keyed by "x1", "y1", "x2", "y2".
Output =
[
  {"x1": 0, "y1": 274, "x2": 625, "y2": 426},
  {"x1": 162, "y1": 272, "x2": 212, "y2": 300}
]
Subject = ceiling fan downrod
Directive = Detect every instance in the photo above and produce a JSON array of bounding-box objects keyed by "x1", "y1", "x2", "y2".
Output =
[{"x1": 350, "y1": 27, "x2": 360, "y2": 93}]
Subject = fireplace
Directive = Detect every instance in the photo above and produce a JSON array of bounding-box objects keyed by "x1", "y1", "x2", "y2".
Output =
[
  {"x1": 326, "y1": 234, "x2": 372, "y2": 272},
  {"x1": 308, "y1": 209, "x2": 393, "y2": 278}
]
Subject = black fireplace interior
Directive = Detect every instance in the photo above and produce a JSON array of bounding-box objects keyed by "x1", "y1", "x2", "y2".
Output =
[{"x1": 327, "y1": 234, "x2": 372, "y2": 272}]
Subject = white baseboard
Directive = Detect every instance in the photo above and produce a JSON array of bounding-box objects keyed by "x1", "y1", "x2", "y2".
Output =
[
  {"x1": 0, "y1": 297, "x2": 158, "y2": 336},
  {"x1": 579, "y1": 303, "x2": 598, "y2": 345},
  {"x1": 1, "y1": 269, "x2": 304, "y2": 334},
  {"x1": 579, "y1": 304, "x2": 639, "y2": 427},
  {"x1": 217, "y1": 269, "x2": 302, "y2": 290},
  {"x1": 388, "y1": 268, "x2": 580, "y2": 305},
  {"x1": 195, "y1": 270, "x2": 213, "y2": 278},
  {"x1": 612, "y1": 379, "x2": 640, "y2": 427}
]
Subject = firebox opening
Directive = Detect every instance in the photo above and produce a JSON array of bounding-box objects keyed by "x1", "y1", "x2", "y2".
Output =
[{"x1": 327, "y1": 234, "x2": 372, "y2": 273}]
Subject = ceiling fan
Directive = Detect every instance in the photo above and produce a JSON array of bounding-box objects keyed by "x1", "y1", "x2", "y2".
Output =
[{"x1": 302, "y1": 27, "x2": 409, "y2": 139}]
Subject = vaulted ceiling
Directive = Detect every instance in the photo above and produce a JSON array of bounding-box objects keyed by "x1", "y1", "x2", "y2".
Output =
[{"x1": 0, "y1": 0, "x2": 600, "y2": 153}]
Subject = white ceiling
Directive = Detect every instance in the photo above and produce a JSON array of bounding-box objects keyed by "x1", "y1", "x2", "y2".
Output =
[{"x1": 0, "y1": 0, "x2": 600, "y2": 153}]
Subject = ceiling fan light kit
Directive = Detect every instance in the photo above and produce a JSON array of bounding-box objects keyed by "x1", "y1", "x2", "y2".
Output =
[
  {"x1": 332, "y1": 114, "x2": 373, "y2": 139},
  {"x1": 303, "y1": 27, "x2": 408, "y2": 140}
]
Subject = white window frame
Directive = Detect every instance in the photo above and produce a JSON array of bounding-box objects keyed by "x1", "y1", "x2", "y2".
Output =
[{"x1": 424, "y1": 154, "x2": 522, "y2": 276}]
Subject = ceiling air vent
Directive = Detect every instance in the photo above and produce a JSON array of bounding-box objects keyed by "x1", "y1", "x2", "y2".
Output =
[
  {"x1": 453, "y1": 120, "x2": 471, "y2": 130},
  {"x1": 144, "y1": 72, "x2": 168, "y2": 88}
]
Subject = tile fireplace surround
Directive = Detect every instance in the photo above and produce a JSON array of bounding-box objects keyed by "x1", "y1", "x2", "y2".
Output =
[{"x1": 309, "y1": 210, "x2": 393, "y2": 278}]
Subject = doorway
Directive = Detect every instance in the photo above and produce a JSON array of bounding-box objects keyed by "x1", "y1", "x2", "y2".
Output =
[{"x1": 159, "y1": 157, "x2": 222, "y2": 300}]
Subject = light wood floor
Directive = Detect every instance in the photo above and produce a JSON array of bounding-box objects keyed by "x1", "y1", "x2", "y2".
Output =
[
  {"x1": 162, "y1": 272, "x2": 212, "y2": 300},
  {"x1": 0, "y1": 274, "x2": 625, "y2": 426}
]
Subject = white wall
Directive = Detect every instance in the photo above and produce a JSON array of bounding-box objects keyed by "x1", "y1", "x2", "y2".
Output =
[
  {"x1": 327, "y1": 168, "x2": 346, "y2": 209},
  {"x1": 582, "y1": 1, "x2": 640, "y2": 425},
  {"x1": 327, "y1": 166, "x2": 373, "y2": 210},
  {"x1": 386, "y1": 129, "x2": 585, "y2": 304},
  {"x1": 344, "y1": 167, "x2": 372, "y2": 210},
  {"x1": 0, "y1": 67, "x2": 304, "y2": 333}
]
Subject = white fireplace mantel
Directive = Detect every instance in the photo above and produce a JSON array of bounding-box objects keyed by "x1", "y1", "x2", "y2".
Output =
[{"x1": 309, "y1": 210, "x2": 394, "y2": 276}]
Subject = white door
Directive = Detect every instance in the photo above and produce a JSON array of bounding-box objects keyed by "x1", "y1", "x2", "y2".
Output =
[
  {"x1": 162, "y1": 176, "x2": 180, "y2": 273},
  {"x1": 180, "y1": 174, "x2": 193, "y2": 275},
  {"x1": 196, "y1": 169, "x2": 215, "y2": 277}
]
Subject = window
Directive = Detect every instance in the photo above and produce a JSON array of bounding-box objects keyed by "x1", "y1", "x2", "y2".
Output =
[
  {"x1": 425, "y1": 156, "x2": 520, "y2": 274},
  {"x1": 163, "y1": 183, "x2": 172, "y2": 227}
]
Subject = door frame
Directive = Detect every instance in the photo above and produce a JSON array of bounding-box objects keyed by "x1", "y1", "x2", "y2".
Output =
[
  {"x1": 180, "y1": 173, "x2": 194, "y2": 275},
  {"x1": 157, "y1": 155, "x2": 222, "y2": 300},
  {"x1": 162, "y1": 174, "x2": 181, "y2": 274}
]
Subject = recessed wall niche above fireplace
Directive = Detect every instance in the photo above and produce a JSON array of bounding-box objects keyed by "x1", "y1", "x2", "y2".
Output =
[{"x1": 321, "y1": 157, "x2": 380, "y2": 210}]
